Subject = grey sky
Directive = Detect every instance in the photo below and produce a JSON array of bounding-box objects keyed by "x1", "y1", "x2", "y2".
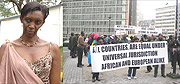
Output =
[{"x1": 137, "y1": 0, "x2": 176, "y2": 20}]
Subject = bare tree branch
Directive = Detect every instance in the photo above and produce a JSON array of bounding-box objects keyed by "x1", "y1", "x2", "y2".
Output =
[
  {"x1": 18, "y1": 0, "x2": 23, "y2": 11},
  {"x1": 12, "y1": 3, "x2": 18, "y2": 14},
  {"x1": 0, "y1": 0, "x2": 56, "y2": 17},
  {"x1": 8, "y1": 0, "x2": 21, "y2": 13}
]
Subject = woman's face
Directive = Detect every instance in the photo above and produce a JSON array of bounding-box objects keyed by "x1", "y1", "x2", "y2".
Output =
[{"x1": 20, "y1": 11, "x2": 44, "y2": 38}]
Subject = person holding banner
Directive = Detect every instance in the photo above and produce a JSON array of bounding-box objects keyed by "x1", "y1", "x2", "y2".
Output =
[
  {"x1": 92, "y1": 37, "x2": 103, "y2": 82},
  {"x1": 153, "y1": 34, "x2": 166, "y2": 78},
  {"x1": 145, "y1": 36, "x2": 153, "y2": 73},
  {"x1": 121, "y1": 34, "x2": 129, "y2": 43},
  {"x1": 127, "y1": 37, "x2": 140, "y2": 80},
  {"x1": 87, "y1": 34, "x2": 99, "y2": 67}
]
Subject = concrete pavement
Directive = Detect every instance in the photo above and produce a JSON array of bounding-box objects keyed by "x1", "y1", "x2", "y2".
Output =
[{"x1": 63, "y1": 47, "x2": 83, "y2": 84}]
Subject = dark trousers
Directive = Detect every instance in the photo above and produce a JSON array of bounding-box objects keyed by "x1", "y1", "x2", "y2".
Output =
[
  {"x1": 147, "y1": 65, "x2": 152, "y2": 72},
  {"x1": 70, "y1": 49, "x2": 73, "y2": 56},
  {"x1": 72, "y1": 47, "x2": 77, "y2": 57},
  {"x1": 128, "y1": 67, "x2": 136, "y2": 77},
  {"x1": 154, "y1": 64, "x2": 165, "y2": 76},
  {"x1": 92, "y1": 72, "x2": 99, "y2": 80},
  {"x1": 77, "y1": 47, "x2": 83, "y2": 66},
  {"x1": 84, "y1": 46, "x2": 87, "y2": 56},
  {"x1": 168, "y1": 48, "x2": 172, "y2": 62},
  {"x1": 171, "y1": 50, "x2": 180, "y2": 67}
]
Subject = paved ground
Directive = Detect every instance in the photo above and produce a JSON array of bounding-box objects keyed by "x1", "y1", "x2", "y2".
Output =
[
  {"x1": 63, "y1": 47, "x2": 180, "y2": 84},
  {"x1": 63, "y1": 47, "x2": 83, "y2": 84}
]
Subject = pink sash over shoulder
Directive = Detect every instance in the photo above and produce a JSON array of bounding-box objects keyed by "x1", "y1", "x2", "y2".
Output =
[{"x1": 0, "y1": 43, "x2": 43, "y2": 84}]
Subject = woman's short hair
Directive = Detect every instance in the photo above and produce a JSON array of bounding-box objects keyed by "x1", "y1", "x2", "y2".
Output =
[{"x1": 21, "y1": 2, "x2": 49, "y2": 20}]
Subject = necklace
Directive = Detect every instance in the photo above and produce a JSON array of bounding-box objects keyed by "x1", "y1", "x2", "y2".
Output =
[{"x1": 19, "y1": 37, "x2": 39, "y2": 47}]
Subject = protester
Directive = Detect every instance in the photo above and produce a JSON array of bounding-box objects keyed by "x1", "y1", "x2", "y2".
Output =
[
  {"x1": 167, "y1": 35, "x2": 174, "y2": 64},
  {"x1": 108, "y1": 36, "x2": 113, "y2": 44},
  {"x1": 84, "y1": 34, "x2": 88, "y2": 56},
  {"x1": 71, "y1": 32, "x2": 78, "y2": 58},
  {"x1": 77, "y1": 31, "x2": 86, "y2": 67},
  {"x1": 92, "y1": 37, "x2": 104, "y2": 82},
  {"x1": 75, "y1": 33, "x2": 79, "y2": 56},
  {"x1": 0, "y1": 2, "x2": 61, "y2": 84},
  {"x1": 68, "y1": 33, "x2": 74, "y2": 57},
  {"x1": 87, "y1": 33, "x2": 95, "y2": 50},
  {"x1": 127, "y1": 37, "x2": 140, "y2": 80},
  {"x1": 87, "y1": 34, "x2": 99, "y2": 67},
  {"x1": 141, "y1": 34, "x2": 148, "y2": 42},
  {"x1": 121, "y1": 34, "x2": 129, "y2": 43},
  {"x1": 112, "y1": 35, "x2": 119, "y2": 44},
  {"x1": 141, "y1": 34, "x2": 148, "y2": 41},
  {"x1": 145, "y1": 36, "x2": 153, "y2": 73},
  {"x1": 153, "y1": 34, "x2": 166, "y2": 78},
  {"x1": 104, "y1": 35, "x2": 108, "y2": 44},
  {"x1": 102, "y1": 35, "x2": 107, "y2": 44},
  {"x1": 151, "y1": 34, "x2": 157, "y2": 41},
  {"x1": 172, "y1": 36, "x2": 180, "y2": 69}
]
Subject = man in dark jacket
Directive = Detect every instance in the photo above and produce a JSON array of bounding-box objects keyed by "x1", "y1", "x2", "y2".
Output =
[
  {"x1": 68, "y1": 33, "x2": 74, "y2": 57},
  {"x1": 167, "y1": 35, "x2": 174, "y2": 65},
  {"x1": 171, "y1": 36, "x2": 180, "y2": 69},
  {"x1": 71, "y1": 33, "x2": 78, "y2": 58},
  {"x1": 153, "y1": 34, "x2": 166, "y2": 78}
]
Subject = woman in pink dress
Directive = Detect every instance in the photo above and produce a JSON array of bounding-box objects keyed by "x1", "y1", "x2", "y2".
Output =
[{"x1": 0, "y1": 2, "x2": 61, "y2": 84}]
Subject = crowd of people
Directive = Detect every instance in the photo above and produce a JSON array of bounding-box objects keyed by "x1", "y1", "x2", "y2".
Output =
[{"x1": 68, "y1": 31, "x2": 180, "y2": 82}]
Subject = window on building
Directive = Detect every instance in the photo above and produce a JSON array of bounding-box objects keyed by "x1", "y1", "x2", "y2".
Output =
[
  {"x1": 116, "y1": 21, "x2": 122, "y2": 25},
  {"x1": 109, "y1": 28, "x2": 114, "y2": 32},
  {"x1": 105, "y1": 28, "x2": 108, "y2": 32},
  {"x1": 117, "y1": 0, "x2": 123, "y2": 5},
  {"x1": 97, "y1": 21, "x2": 100, "y2": 25},
  {"x1": 85, "y1": 28, "x2": 89, "y2": 32},
  {"x1": 100, "y1": 21, "x2": 104, "y2": 26},
  {"x1": 90, "y1": 28, "x2": 93, "y2": 32},
  {"x1": 71, "y1": 28, "x2": 75, "y2": 31},
  {"x1": 116, "y1": 14, "x2": 122, "y2": 19},
  {"x1": 104, "y1": 21, "x2": 107, "y2": 26},
  {"x1": 93, "y1": 28, "x2": 96, "y2": 32},
  {"x1": 116, "y1": 7, "x2": 122, "y2": 12},
  {"x1": 63, "y1": 27, "x2": 66, "y2": 32},
  {"x1": 97, "y1": 28, "x2": 100, "y2": 32}
]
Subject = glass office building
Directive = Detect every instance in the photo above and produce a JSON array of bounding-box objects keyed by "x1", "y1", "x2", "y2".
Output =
[{"x1": 63, "y1": 0, "x2": 137, "y2": 38}]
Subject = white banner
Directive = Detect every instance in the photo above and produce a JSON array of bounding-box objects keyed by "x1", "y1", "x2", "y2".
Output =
[{"x1": 90, "y1": 41, "x2": 168, "y2": 72}]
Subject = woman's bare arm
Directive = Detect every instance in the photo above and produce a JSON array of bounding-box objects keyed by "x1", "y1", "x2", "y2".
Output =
[
  {"x1": 49, "y1": 43, "x2": 61, "y2": 84},
  {"x1": 0, "y1": 43, "x2": 7, "y2": 64}
]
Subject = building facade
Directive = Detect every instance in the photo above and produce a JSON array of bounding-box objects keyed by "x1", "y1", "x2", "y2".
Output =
[
  {"x1": 155, "y1": 5, "x2": 177, "y2": 36},
  {"x1": 138, "y1": 20, "x2": 156, "y2": 28},
  {"x1": 63, "y1": 0, "x2": 137, "y2": 38}
]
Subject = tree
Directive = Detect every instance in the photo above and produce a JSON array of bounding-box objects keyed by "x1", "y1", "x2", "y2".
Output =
[
  {"x1": 0, "y1": 0, "x2": 42, "y2": 17},
  {"x1": 7, "y1": 0, "x2": 42, "y2": 13},
  {"x1": 0, "y1": 0, "x2": 59, "y2": 18},
  {"x1": 0, "y1": 2, "x2": 16, "y2": 17}
]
